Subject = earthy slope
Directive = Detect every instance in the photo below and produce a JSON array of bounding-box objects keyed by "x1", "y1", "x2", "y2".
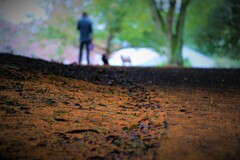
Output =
[{"x1": 0, "y1": 54, "x2": 239, "y2": 160}]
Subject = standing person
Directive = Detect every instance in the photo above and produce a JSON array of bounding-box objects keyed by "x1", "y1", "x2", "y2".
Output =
[{"x1": 77, "y1": 12, "x2": 93, "y2": 65}]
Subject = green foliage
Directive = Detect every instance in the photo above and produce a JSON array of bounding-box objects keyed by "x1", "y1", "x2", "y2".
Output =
[
  {"x1": 57, "y1": 44, "x2": 64, "y2": 58},
  {"x1": 34, "y1": 1, "x2": 81, "y2": 58},
  {"x1": 37, "y1": 25, "x2": 64, "y2": 40},
  {"x1": 89, "y1": 0, "x2": 166, "y2": 51},
  {"x1": 213, "y1": 56, "x2": 240, "y2": 68},
  {"x1": 185, "y1": 0, "x2": 240, "y2": 59},
  {"x1": 183, "y1": 58, "x2": 192, "y2": 67},
  {"x1": 36, "y1": 15, "x2": 77, "y2": 45},
  {"x1": 157, "y1": 61, "x2": 168, "y2": 67}
]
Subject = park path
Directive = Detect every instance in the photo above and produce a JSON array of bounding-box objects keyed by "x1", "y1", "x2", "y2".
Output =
[{"x1": 0, "y1": 54, "x2": 239, "y2": 160}]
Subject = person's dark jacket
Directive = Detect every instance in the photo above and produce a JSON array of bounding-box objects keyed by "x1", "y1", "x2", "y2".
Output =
[{"x1": 77, "y1": 17, "x2": 92, "y2": 42}]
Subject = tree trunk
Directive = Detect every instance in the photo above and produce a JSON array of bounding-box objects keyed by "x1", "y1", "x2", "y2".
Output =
[
  {"x1": 149, "y1": 0, "x2": 166, "y2": 33},
  {"x1": 149, "y1": 0, "x2": 191, "y2": 66},
  {"x1": 169, "y1": 0, "x2": 190, "y2": 66},
  {"x1": 106, "y1": 34, "x2": 114, "y2": 55},
  {"x1": 169, "y1": 35, "x2": 183, "y2": 66}
]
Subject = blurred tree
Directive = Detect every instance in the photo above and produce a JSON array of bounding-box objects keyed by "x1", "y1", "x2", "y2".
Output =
[
  {"x1": 35, "y1": 0, "x2": 85, "y2": 59},
  {"x1": 149, "y1": 0, "x2": 192, "y2": 66},
  {"x1": 89, "y1": 0, "x2": 163, "y2": 56},
  {"x1": 185, "y1": 0, "x2": 240, "y2": 59},
  {"x1": 90, "y1": 1, "x2": 125, "y2": 55},
  {"x1": 35, "y1": 0, "x2": 193, "y2": 65}
]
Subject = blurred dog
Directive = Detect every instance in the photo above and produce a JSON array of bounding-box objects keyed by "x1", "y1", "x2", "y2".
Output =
[
  {"x1": 121, "y1": 55, "x2": 131, "y2": 66},
  {"x1": 102, "y1": 54, "x2": 109, "y2": 65}
]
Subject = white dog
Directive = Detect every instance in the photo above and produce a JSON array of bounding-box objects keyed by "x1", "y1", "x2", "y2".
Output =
[{"x1": 121, "y1": 55, "x2": 131, "y2": 66}]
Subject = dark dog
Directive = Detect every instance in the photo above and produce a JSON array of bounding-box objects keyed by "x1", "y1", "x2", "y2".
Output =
[{"x1": 102, "y1": 55, "x2": 109, "y2": 65}]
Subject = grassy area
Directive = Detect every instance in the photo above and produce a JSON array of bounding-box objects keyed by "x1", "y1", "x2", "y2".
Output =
[{"x1": 213, "y1": 56, "x2": 240, "y2": 68}]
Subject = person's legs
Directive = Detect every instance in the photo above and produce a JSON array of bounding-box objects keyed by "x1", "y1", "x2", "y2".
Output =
[
  {"x1": 79, "y1": 42, "x2": 84, "y2": 64},
  {"x1": 86, "y1": 41, "x2": 90, "y2": 65}
]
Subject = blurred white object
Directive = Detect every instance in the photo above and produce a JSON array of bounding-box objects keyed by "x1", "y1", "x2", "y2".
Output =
[
  {"x1": 109, "y1": 47, "x2": 215, "y2": 68},
  {"x1": 109, "y1": 48, "x2": 165, "y2": 66},
  {"x1": 182, "y1": 46, "x2": 215, "y2": 68}
]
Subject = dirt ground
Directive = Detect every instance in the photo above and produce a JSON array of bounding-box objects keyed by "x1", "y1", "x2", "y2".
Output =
[{"x1": 0, "y1": 54, "x2": 239, "y2": 160}]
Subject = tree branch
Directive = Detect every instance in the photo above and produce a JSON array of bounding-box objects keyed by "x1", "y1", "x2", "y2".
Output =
[
  {"x1": 176, "y1": 0, "x2": 191, "y2": 36},
  {"x1": 149, "y1": 0, "x2": 166, "y2": 33},
  {"x1": 167, "y1": 0, "x2": 176, "y2": 39}
]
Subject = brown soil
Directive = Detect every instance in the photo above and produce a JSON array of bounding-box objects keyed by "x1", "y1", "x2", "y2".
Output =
[{"x1": 0, "y1": 54, "x2": 240, "y2": 160}]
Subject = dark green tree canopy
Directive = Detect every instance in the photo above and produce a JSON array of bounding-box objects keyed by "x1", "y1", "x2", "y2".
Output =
[{"x1": 186, "y1": 0, "x2": 240, "y2": 59}]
